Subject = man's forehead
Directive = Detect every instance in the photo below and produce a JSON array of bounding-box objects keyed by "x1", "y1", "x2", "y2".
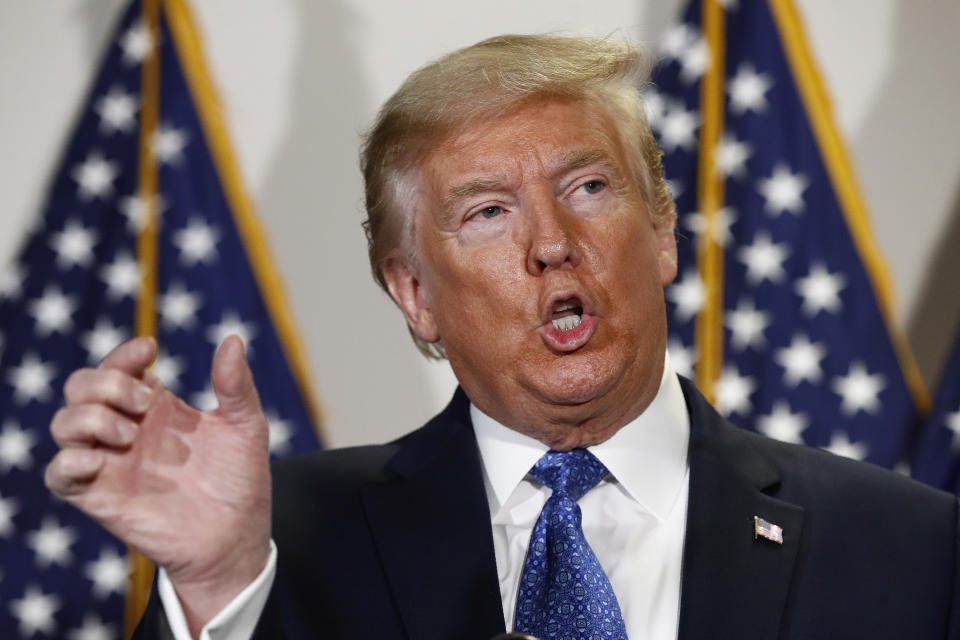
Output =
[{"x1": 424, "y1": 100, "x2": 628, "y2": 189}]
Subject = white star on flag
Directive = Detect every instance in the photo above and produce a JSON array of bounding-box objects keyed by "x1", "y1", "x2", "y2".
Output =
[
  {"x1": 6, "y1": 353, "x2": 57, "y2": 405},
  {"x1": 80, "y1": 318, "x2": 128, "y2": 364},
  {"x1": 28, "y1": 286, "x2": 77, "y2": 336},
  {"x1": 119, "y1": 20, "x2": 153, "y2": 65},
  {"x1": 266, "y1": 411, "x2": 295, "y2": 456},
  {"x1": 659, "y1": 23, "x2": 698, "y2": 61},
  {"x1": 727, "y1": 62, "x2": 773, "y2": 114},
  {"x1": 667, "y1": 269, "x2": 706, "y2": 322},
  {"x1": 725, "y1": 298, "x2": 771, "y2": 351},
  {"x1": 84, "y1": 548, "x2": 129, "y2": 599},
  {"x1": 832, "y1": 362, "x2": 886, "y2": 416},
  {"x1": 659, "y1": 102, "x2": 700, "y2": 152},
  {"x1": 206, "y1": 311, "x2": 257, "y2": 350},
  {"x1": 715, "y1": 366, "x2": 757, "y2": 416},
  {"x1": 68, "y1": 615, "x2": 117, "y2": 640},
  {"x1": 151, "y1": 350, "x2": 186, "y2": 392},
  {"x1": 50, "y1": 220, "x2": 99, "y2": 270},
  {"x1": 159, "y1": 282, "x2": 203, "y2": 330},
  {"x1": 737, "y1": 231, "x2": 790, "y2": 285},
  {"x1": 173, "y1": 218, "x2": 220, "y2": 266},
  {"x1": 10, "y1": 585, "x2": 61, "y2": 637},
  {"x1": 153, "y1": 124, "x2": 189, "y2": 165},
  {"x1": 0, "y1": 421, "x2": 38, "y2": 473},
  {"x1": 71, "y1": 152, "x2": 119, "y2": 201},
  {"x1": 757, "y1": 164, "x2": 809, "y2": 216},
  {"x1": 668, "y1": 338, "x2": 696, "y2": 379},
  {"x1": 824, "y1": 431, "x2": 869, "y2": 461},
  {"x1": 679, "y1": 35, "x2": 710, "y2": 84},
  {"x1": 100, "y1": 251, "x2": 141, "y2": 300},
  {"x1": 118, "y1": 193, "x2": 166, "y2": 232},
  {"x1": 715, "y1": 134, "x2": 752, "y2": 178},
  {"x1": 27, "y1": 517, "x2": 78, "y2": 568},
  {"x1": 643, "y1": 88, "x2": 666, "y2": 131},
  {"x1": 665, "y1": 178, "x2": 683, "y2": 199},
  {"x1": 795, "y1": 263, "x2": 846, "y2": 316},
  {"x1": 94, "y1": 85, "x2": 139, "y2": 134},
  {"x1": 683, "y1": 207, "x2": 737, "y2": 247},
  {"x1": 757, "y1": 401, "x2": 808, "y2": 444},
  {"x1": 775, "y1": 334, "x2": 827, "y2": 387}
]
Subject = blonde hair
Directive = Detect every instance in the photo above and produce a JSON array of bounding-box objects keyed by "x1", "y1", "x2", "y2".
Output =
[{"x1": 360, "y1": 34, "x2": 676, "y2": 358}]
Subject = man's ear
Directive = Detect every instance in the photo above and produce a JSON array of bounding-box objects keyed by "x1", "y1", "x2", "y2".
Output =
[
  {"x1": 382, "y1": 256, "x2": 441, "y2": 344},
  {"x1": 654, "y1": 214, "x2": 678, "y2": 287}
]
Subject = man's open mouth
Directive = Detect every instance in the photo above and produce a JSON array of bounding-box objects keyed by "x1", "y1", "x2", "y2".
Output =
[{"x1": 551, "y1": 301, "x2": 584, "y2": 332}]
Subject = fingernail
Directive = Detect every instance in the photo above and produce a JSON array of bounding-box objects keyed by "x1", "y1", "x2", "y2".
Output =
[
  {"x1": 116, "y1": 418, "x2": 138, "y2": 444},
  {"x1": 133, "y1": 384, "x2": 154, "y2": 412}
]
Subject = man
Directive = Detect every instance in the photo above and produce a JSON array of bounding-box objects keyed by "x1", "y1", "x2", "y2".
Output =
[{"x1": 46, "y1": 35, "x2": 959, "y2": 640}]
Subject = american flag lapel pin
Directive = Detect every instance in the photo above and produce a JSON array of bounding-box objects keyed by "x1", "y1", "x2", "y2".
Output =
[{"x1": 754, "y1": 516, "x2": 784, "y2": 544}]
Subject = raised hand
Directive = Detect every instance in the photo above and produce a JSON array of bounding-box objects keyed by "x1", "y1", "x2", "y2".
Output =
[{"x1": 45, "y1": 335, "x2": 271, "y2": 632}]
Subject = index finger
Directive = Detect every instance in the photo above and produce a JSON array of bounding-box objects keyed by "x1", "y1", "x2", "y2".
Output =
[{"x1": 99, "y1": 336, "x2": 158, "y2": 377}]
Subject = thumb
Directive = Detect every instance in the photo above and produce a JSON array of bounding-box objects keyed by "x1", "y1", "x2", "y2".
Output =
[{"x1": 211, "y1": 335, "x2": 263, "y2": 421}]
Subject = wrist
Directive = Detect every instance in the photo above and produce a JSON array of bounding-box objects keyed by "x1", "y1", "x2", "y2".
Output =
[{"x1": 167, "y1": 536, "x2": 271, "y2": 637}]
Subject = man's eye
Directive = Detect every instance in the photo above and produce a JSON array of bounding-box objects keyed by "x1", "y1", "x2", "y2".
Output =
[
  {"x1": 581, "y1": 180, "x2": 604, "y2": 194},
  {"x1": 478, "y1": 206, "x2": 502, "y2": 219}
]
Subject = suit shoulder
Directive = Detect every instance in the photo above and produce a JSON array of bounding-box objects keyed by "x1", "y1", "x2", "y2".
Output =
[
  {"x1": 680, "y1": 375, "x2": 956, "y2": 516},
  {"x1": 272, "y1": 442, "x2": 401, "y2": 490},
  {"x1": 738, "y1": 425, "x2": 956, "y2": 516}
]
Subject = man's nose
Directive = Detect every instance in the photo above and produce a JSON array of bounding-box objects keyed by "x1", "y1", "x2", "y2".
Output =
[{"x1": 525, "y1": 196, "x2": 581, "y2": 276}]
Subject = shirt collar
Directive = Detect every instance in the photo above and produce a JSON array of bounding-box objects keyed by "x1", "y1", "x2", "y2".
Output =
[{"x1": 472, "y1": 351, "x2": 690, "y2": 522}]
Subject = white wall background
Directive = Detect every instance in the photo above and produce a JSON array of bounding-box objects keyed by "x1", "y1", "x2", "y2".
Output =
[{"x1": 2, "y1": 1, "x2": 959, "y2": 447}]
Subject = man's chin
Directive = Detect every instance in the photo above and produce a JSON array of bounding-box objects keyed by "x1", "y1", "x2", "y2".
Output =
[{"x1": 525, "y1": 363, "x2": 617, "y2": 409}]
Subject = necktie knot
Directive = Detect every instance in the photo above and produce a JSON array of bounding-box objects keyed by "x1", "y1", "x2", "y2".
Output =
[{"x1": 529, "y1": 449, "x2": 609, "y2": 503}]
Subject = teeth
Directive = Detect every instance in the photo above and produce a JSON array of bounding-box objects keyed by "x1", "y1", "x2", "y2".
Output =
[
  {"x1": 551, "y1": 314, "x2": 582, "y2": 332},
  {"x1": 555, "y1": 302, "x2": 577, "y2": 313}
]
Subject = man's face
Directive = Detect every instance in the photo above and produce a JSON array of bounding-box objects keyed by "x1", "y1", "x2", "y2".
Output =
[{"x1": 385, "y1": 98, "x2": 677, "y2": 449}]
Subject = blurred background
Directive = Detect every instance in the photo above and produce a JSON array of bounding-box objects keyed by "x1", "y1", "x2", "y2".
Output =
[{"x1": 2, "y1": 0, "x2": 959, "y2": 448}]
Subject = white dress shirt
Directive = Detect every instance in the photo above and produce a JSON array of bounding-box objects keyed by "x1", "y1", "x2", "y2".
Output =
[
  {"x1": 473, "y1": 354, "x2": 690, "y2": 639},
  {"x1": 160, "y1": 355, "x2": 690, "y2": 640}
]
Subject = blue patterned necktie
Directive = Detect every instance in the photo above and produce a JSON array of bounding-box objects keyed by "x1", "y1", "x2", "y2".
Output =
[{"x1": 513, "y1": 449, "x2": 628, "y2": 640}]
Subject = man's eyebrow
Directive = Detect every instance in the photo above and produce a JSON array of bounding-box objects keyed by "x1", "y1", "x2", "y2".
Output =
[
  {"x1": 553, "y1": 148, "x2": 619, "y2": 177},
  {"x1": 443, "y1": 178, "x2": 508, "y2": 208}
]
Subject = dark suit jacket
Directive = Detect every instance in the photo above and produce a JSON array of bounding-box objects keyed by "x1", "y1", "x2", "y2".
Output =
[{"x1": 137, "y1": 379, "x2": 960, "y2": 639}]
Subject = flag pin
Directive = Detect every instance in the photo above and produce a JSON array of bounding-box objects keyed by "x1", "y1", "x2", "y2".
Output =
[{"x1": 754, "y1": 516, "x2": 784, "y2": 544}]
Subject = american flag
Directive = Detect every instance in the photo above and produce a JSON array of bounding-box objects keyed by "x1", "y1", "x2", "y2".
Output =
[
  {"x1": 0, "y1": 0, "x2": 321, "y2": 637},
  {"x1": 650, "y1": 0, "x2": 926, "y2": 468},
  {"x1": 754, "y1": 516, "x2": 784, "y2": 544},
  {"x1": 912, "y1": 327, "x2": 960, "y2": 493}
]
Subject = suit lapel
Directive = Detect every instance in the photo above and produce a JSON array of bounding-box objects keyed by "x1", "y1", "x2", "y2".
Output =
[
  {"x1": 677, "y1": 378, "x2": 805, "y2": 640},
  {"x1": 361, "y1": 389, "x2": 505, "y2": 640}
]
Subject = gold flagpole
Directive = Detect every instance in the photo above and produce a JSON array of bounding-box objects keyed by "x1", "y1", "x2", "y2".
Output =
[{"x1": 124, "y1": 0, "x2": 160, "y2": 635}]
